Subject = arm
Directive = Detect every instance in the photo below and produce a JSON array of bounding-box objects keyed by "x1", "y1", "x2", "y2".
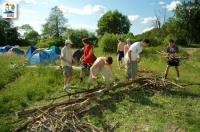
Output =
[
  {"x1": 128, "y1": 50, "x2": 131, "y2": 63},
  {"x1": 108, "y1": 65, "x2": 115, "y2": 79},
  {"x1": 137, "y1": 54, "x2": 141, "y2": 63},
  {"x1": 90, "y1": 62, "x2": 99, "y2": 79}
]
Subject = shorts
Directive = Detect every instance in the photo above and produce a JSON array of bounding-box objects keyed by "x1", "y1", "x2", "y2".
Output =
[
  {"x1": 126, "y1": 61, "x2": 137, "y2": 79},
  {"x1": 167, "y1": 59, "x2": 180, "y2": 66},
  {"x1": 81, "y1": 61, "x2": 91, "y2": 71},
  {"x1": 117, "y1": 51, "x2": 124, "y2": 61},
  {"x1": 63, "y1": 65, "x2": 72, "y2": 78}
]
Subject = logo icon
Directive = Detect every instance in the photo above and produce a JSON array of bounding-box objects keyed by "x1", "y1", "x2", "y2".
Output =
[{"x1": 2, "y1": 2, "x2": 17, "y2": 18}]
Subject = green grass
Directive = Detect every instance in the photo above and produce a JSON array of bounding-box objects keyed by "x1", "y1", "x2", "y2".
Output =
[{"x1": 0, "y1": 47, "x2": 200, "y2": 131}]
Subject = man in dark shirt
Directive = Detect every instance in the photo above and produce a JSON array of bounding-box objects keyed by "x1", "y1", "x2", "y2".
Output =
[{"x1": 163, "y1": 39, "x2": 180, "y2": 80}]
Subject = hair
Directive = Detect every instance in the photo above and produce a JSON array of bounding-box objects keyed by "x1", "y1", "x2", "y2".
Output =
[
  {"x1": 106, "y1": 57, "x2": 113, "y2": 65},
  {"x1": 82, "y1": 38, "x2": 90, "y2": 44},
  {"x1": 169, "y1": 39, "x2": 174, "y2": 43},
  {"x1": 142, "y1": 38, "x2": 150, "y2": 44},
  {"x1": 118, "y1": 38, "x2": 122, "y2": 41}
]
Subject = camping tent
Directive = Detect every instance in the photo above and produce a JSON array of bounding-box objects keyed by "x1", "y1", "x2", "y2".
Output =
[
  {"x1": 72, "y1": 49, "x2": 96, "y2": 64},
  {"x1": 29, "y1": 51, "x2": 50, "y2": 64},
  {"x1": 25, "y1": 46, "x2": 37, "y2": 59},
  {"x1": 29, "y1": 50, "x2": 59, "y2": 64},
  {"x1": 49, "y1": 45, "x2": 60, "y2": 54},
  {"x1": 8, "y1": 47, "x2": 24, "y2": 55},
  {"x1": 0, "y1": 45, "x2": 13, "y2": 53}
]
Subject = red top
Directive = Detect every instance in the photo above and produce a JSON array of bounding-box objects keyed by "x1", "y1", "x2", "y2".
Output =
[{"x1": 83, "y1": 44, "x2": 93, "y2": 64}]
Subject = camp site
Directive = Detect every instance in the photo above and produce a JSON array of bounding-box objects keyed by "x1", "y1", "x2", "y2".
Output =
[{"x1": 0, "y1": 0, "x2": 200, "y2": 131}]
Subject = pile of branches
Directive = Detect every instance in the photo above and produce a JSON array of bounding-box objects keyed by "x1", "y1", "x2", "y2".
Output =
[
  {"x1": 15, "y1": 76, "x2": 187, "y2": 132},
  {"x1": 136, "y1": 76, "x2": 184, "y2": 90}
]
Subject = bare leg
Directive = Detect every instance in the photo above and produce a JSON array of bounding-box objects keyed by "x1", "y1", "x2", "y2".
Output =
[
  {"x1": 164, "y1": 65, "x2": 170, "y2": 79},
  {"x1": 175, "y1": 66, "x2": 180, "y2": 77},
  {"x1": 80, "y1": 69, "x2": 83, "y2": 82}
]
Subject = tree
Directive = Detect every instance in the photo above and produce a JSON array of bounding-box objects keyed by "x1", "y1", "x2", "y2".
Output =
[
  {"x1": 97, "y1": 10, "x2": 131, "y2": 36},
  {"x1": 171, "y1": 0, "x2": 200, "y2": 44},
  {"x1": 42, "y1": 6, "x2": 67, "y2": 38},
  {"x1": 20, "y1": 24, "x2": 40, "y2": 44},
  {"x1": 63, "y1": 29, "x2": 97, "y2": 48},
  {"x1": 0, "y1": 16, "x2": 19, "y2": 46}
]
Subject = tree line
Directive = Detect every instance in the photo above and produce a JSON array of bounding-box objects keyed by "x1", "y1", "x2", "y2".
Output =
[{"x1": 0, "y1": 0, "x2": 199, "y2": 49}]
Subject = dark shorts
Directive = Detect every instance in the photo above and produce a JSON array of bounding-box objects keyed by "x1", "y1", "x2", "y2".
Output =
[
  {"x1": 63, "y1": 66, "x2": 72, "y2": 78},
  {"x1": 117, "y1": 51, "x2": 124, "y2": 61},
  {"x1": 81, "y1": 61, "x2": 91, "y2": 71},
  {"x1": 167, "y1": 59, "x2": 180, "y2": 66}
]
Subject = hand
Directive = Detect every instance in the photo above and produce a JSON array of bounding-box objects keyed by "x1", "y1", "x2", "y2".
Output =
[
  {"x1": 80, "y1": 57, "x2": 83, "y2": 62},
  {"x1": 128, "y1": 58, "x2": 131, "y2": 63},
  {"x1": 137, "y1": 59, "x2": 140, "y2": 63},
  {"x1": 92, "y1": 75, "x2": 97, "y2": 80}
]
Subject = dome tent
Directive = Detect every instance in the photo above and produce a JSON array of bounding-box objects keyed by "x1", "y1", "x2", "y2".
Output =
[
  {"x1": 0, "y1": 45, "x2": 13, "y2": 53},
  {"x1": 48, "y1": 45, "x2": 60, "y2": 55},
  {"x1": 8, "y1": 47, "x2": 24, "y2": 55},
  {"x1": 29, "y1": 51, "x2": 50, "y2": 64},
  {"x1": 25, "y1": 46, "x2": 37, "y2": 59}
]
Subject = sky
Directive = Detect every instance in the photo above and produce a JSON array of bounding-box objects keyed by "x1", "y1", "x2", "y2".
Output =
[{"x1": 0, "y1": 0, "x2": 182, "y2": 35}]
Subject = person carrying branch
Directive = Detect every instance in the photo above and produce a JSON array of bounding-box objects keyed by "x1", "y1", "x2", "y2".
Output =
[
  {"x1": 60, "y1": 40, "x2": 73, "y2": 91},
  {"x1": 80, "y1": 38, "x2": 93, "y2": 82},
  {"x1": 125, "y1": 39, "x2": 150, "y2": 81},
  {"x1": 88, "y1": 57, "x2": 115, "y2": 88},
  {"x1": 163, "y1": 39, "x2": 180, "y2": 80}
]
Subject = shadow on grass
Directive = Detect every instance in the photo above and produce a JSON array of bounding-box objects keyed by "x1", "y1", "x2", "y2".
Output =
[
  {"x1": 86, "y1": 86, "x2": 163, "y2": 131},
  {"x1": 162, "y1": 88, "x2": 200, "y2": 99}
]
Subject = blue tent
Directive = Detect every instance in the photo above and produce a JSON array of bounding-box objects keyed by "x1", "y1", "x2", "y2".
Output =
[
  {"x1": 29, "y1": 52, "x2": 50, "y2": 64},
  {"x1": 8, "y1": 47, "x2": 24, "y2": 55},
  {"x1": 49, "y1": 45, "x2": 60, "y2": 54},
  {"x1": 29, "y1": 50, "x2": 59, "y2": 64},
  {"x1": 0, "y1": 45, "x2": 13, "y2": 53},
  {"x1": 25, "y1": 46, "x2": 37, "y2": 59}
]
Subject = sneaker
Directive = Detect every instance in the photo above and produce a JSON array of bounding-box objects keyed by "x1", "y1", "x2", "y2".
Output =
[
  {"x1": 162, "y1": 77, "x2": 167, "y2": 81},
  {"x1": 176, "y1": 77, "x2": 179, "y2": 81}
]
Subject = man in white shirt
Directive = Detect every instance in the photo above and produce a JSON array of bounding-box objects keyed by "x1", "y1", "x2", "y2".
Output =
[
  {"x1": 125, "y1": 39, "x2": 150, "y2": 81},
  {"x1": 60, "y1": 40, "x2": 73, "y2": 90}
]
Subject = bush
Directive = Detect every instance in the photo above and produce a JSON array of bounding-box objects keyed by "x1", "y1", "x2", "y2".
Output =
[
  {"x1": 98, "y1": 33, "x2": 134, "y2": 53},
  {"x1": 63, "y1": 29, "x2": 98, "y2": 48},
  {"x1": 36, "y1": 37, "x2": 63, "y2": 48}
]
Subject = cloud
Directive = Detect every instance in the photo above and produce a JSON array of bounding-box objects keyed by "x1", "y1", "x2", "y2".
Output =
[
  {"x1": 20, "y1": 8, "x2": 37, "y2": 14},
  {"x1": 160, "y1": 1, "x2": 181, "y2": 11},
  {"x1": 142, "y1": 16, "x2": 157, "y2": 24},
  {"x1": 4, "y1": 0, "x2": 37, "y2": 4},
  {"x1": 70, "y1": 24, "x2": 97, "y2": 31},
  {"x1": 128, "y1": 15, "x2": 140, "y2": 22},
  {"x1": 159, "y1": 1, "x2": 165, "y2": 5},
  {"x1": 59, "y1": 4, "x2": 106, "y2": 15},
  {"x1": 142, "y1": 26, "x2": 155, "y2": 33}
]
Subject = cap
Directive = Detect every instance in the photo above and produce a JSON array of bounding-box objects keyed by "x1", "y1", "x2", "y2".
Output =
[{"x1": 65, "y1": 40, "x2": 72, "y2": 45}]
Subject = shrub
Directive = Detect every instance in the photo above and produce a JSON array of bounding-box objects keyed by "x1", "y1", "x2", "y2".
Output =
[
  {"x1": 36, "y1": 37, "x2": 63, "y2": 48},
  {"x1": 98, "y1": 33, "x2": 134, "y2": 53}
]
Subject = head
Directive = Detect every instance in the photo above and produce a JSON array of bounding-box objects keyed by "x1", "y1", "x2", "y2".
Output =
[
  {"x1": 106, "y1": 57, "x2": 113, "y2": 65},
  {"x1": 65, "y1": 40, "x2": 72, "y2": 48},
  {"x1": 168, "y1": 39, "x2": 174, "y2": 46},
  {"x1": 82, "y1": 38, "x2": 90, "y2": 46},
  {"x1": 118, "y1": 38, "x2": 122, "y2": 42},
  {"x1": 141, "y1": 38, "x2": 150, "y2": 48},
  {"x1": 126, "y1": 38, "x2": 131, "y2": 45}
]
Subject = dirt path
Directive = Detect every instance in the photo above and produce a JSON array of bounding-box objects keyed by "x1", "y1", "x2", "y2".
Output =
[{"x1": 186, "y1": 48, "x2": 198, "y2": 55}]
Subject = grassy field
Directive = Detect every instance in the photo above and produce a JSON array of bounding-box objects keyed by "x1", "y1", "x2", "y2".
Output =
[{"x1": 0, "y1": 47, "x2": 200, "y2": 131}]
